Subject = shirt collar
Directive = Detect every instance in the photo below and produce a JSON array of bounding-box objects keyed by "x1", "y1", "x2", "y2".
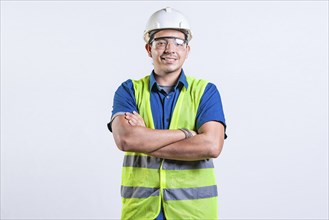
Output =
[{"x1": 149, "y1": 69, "x2": 189, "y2": 91}]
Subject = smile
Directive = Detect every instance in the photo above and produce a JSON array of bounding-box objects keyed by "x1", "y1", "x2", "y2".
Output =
[{"x1": 161, "y1": 57, "x2": 177, "y2": 61}]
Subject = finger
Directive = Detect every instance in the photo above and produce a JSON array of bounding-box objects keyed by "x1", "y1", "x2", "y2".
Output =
[
  {"x1": 128, "y1": 118, "x2": 138, "y2": 126},
  {"x1": 124, "y1": 112, "x2": 129, "y2": 119},
  {"x1": 125, "y1": 112, "x2": 133, "y2": 117},
  {"x1": 133, "y1": 111, "x2": 143, "y2": 119},
  {"x1": 132, "y1": 111, "x2": 146, "y2": 126},
  {"x1": 132, "y1": 111, "x2": 141, "y2": 119},
  {"x1": 128, "y1": 120, "x2": 136, "y2": 126},
  {"x1": 127, "y1": 112, "x2": 140, "y2": 119},
  {"x1": 125, "y1": 112, "x2": 135, "y2": 120},
  {"x1": 127, "y1": 115, "x2": 138, "y2": 122},
  {"x1": 130, "y1": 117, "x2": 141, "y2": 126},
  {"x1": 126, "y1": 111, "x2": 145, "y2": 127}
]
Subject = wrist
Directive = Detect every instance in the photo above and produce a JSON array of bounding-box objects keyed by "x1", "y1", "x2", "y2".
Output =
[{"x1": 179, "y1": 128, "x2": 193, "y2": 139}]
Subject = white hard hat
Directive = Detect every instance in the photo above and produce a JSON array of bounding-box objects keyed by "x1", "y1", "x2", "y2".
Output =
[{"x1": 143, "y1": 7, "x2": 192, "y2": 43}]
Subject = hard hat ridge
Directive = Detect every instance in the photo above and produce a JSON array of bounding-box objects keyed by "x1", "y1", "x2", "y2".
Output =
[{"x1": 144, "y1": 7, "x2": 192, "y2": 43}]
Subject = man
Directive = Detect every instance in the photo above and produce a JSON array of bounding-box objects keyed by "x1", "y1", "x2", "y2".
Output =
[{"x1": 108, "y1": 7, "x2": 227, "y2": 220}]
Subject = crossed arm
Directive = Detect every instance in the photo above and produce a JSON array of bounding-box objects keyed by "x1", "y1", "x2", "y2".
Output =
[{"x1": 111, "y1": 111, "x2": 225, "y2": 161}]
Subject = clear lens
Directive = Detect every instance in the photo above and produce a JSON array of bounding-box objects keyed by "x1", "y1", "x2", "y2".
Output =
[
  {"x1": 174, "y1": 38, "x2": 185, "y2": 46},
  {"x1": 151, "y1": 37, "x2": 187, "y2": 50}
]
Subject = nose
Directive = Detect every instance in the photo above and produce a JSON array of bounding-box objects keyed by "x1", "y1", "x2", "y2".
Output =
[{"x1": 164, "y1": 41, "x2": 175, "y2": 53}]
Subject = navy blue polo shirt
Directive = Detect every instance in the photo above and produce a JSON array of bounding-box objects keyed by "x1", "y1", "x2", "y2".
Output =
[{"x1": 109, "y1": 70, "x2": 226, "y2": 134}]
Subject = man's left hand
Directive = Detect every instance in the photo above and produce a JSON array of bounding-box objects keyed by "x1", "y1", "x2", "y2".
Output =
[{"x1": 124, "y1": 111, "x2": 146, "y2": 127}]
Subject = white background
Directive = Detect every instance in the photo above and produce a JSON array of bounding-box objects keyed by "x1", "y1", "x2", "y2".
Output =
[{"x1": 1, "y1": 1, "x2": 328, "y2": 219}]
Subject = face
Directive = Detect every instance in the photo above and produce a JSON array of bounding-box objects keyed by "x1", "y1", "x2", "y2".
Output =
[{"x1": 145, "y1": 29, "x2": 190, "y2": 77}]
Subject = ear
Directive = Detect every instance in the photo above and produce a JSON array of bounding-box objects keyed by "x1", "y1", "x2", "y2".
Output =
[{"x1": 145, "y1": 44, "x2": 152, "y2": 57}]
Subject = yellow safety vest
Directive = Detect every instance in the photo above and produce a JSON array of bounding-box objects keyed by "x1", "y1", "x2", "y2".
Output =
[{"x1": 121, "y1": 75, "x2": 218, "y2": 220}]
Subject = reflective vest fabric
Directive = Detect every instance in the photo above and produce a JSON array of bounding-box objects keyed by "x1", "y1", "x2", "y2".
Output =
[{"x1": 121, "y1": 75, "x2": 218, "y2": 220}]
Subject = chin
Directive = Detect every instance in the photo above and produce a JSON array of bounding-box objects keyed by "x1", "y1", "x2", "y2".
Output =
[
  {"x1": 164, "y1": 64, "x2": 182, "y2": 73},
  {"x1": 164, "y1": 68, "x2": 180, "y2": 74}
]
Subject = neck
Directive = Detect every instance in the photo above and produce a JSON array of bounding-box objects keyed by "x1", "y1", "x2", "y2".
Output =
[{"x1": 153, "y1": 69, "x2": 181, "y2": 86}]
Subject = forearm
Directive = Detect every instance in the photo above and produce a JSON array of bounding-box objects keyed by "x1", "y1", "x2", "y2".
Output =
[
  {"x1": 148, "y1": 132, "x2": 223, "y2": 161},
  {"x1": 112, "y1": 113, "x2": 225, "y2": 160},
  {"x1": 112, "y1": 115, "x2": 186, "y2": 153}
]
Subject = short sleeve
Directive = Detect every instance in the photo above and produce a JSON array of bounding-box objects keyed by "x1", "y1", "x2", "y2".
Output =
[
  {"x1": 196, "y1": 83, "x2": 227, "y2": 138},
  {"x1": 107, "y1": 79, "x2": 138, "y2": 132}
]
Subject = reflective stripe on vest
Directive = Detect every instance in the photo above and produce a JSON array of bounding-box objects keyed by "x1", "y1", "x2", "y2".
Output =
[
  {"x1": 120, "y1": 75, "x2": 218, "y2": 220},
  {"x1": 123, "y1": 154, "x2": 214, "y2": 170},
  {"x1": 121, "y1": 185, "x2": 217, "y2": 200}
]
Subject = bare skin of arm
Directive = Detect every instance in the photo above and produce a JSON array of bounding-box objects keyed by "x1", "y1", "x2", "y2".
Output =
[
  {"x1": 111, "y1": 112, "x2": 195, "y2": 153},
  {"x1": 119, "y1": 112, "x2": 225, "y2": 161},
  {"x1": 148, "y1": 121, "x2": 224, "y2": 161}
]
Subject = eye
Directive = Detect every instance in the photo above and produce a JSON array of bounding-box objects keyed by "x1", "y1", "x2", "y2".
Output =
[{"x1": 156, "y1": 40, "x2": 167, "y2": 47}]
